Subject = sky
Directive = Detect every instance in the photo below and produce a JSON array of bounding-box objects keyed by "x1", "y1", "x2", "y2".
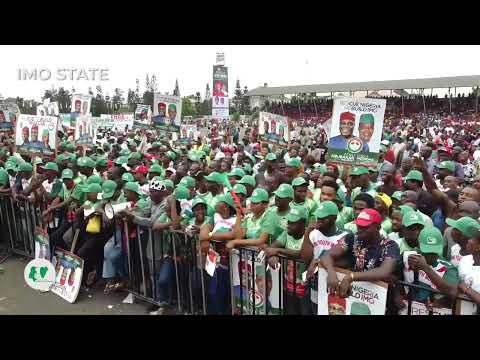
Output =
[{"x1": 1, "y1": 45, "x2": 480, "y2": 101}]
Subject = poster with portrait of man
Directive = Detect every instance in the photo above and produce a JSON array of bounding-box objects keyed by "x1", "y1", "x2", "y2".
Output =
[
  {"x1": 134, "y1": 104, "x2": 152, "y2": 129},
  {"x1": 178, "y1": 124, "x2": 198, "y2": 143},
  {"x1": 0, "y1": 103, "x2": 20, "y2": 132},
  {"x1": 70, "y1": 94, "x2": 92, "y2": 116},
  {"x1": 258, "y1": 111, "x2": 290, "y2": 146},
  {"x1": 152, "y1": 94, "x2": 182, "y2": 132},
  {"x1": 74, "y1": 115, "x2": 95, "y2": 146},
  {"x1": 15, "y1": 114, "x2": 58, "y2": 157},
  {"x1": 326, "y1": 96, "x2": 386, "y2": 167}
]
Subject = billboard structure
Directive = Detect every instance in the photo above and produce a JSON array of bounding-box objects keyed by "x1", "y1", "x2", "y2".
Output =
[
  {"x1": 152, "y1": 94, "x2": 182, "y2": 132},
  {"x1": 212, "y1": 64, "x2": 229, "y2": 122}
]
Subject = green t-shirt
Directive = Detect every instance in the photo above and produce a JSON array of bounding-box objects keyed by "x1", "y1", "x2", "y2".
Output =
[
  {"x1": 311, "y1": 188, "x2": 322, "y2": 204},
  {"x1": 71, "y1": 184, "x2": 85, "y2": 204},
  {"x1": 336, "y1": 206, "x2": 354, "y2": 230},
  {"x1": 381, "y1": 217, "x2": 392, "y2": 234},
  {"x1": 74, "y1": 174, "x2": 87, "y2": 185},
  {"x1": 351, "y1": 183, "x2": 377, "y2": 202},
  {"x1": 276, "y1": 230, "x2": 308, "y2": 296},
  {"x1": 241, "y1": 209, "x2": 277, "y2": 243},
  {"x1": 290, "y1": 198, "x2": 318, "y2": 224},
  {"x1": 60, "y1": 183, "x2": 75, "y2": 201},
  {"x1": 266, "y1": 206, "x2": 290, "y2": 240}
]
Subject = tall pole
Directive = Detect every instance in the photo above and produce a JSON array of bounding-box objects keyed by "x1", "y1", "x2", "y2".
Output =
[
  {"x1": 476, "y1": 86, "x2": 478, "y2": 114},
  {"x1": 422, "y1": 89, "x2": 426, "y2": 113},
  {"x1": 313, "y1": 95, "x2": 318, "y2": 119}
]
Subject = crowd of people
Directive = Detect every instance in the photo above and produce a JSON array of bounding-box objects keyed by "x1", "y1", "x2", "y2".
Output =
[{"x1": 1, "y1": 99, "x2": 480, "y2": 315}]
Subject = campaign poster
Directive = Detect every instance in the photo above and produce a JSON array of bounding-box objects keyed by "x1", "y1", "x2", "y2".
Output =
[
  {"x1": 212, "y1": 108, "x2": 229, "y2": 119},
  {"x1": 268, "y1": 264, "x2": 282, "y2": 315},
  {"x1": 51, "y1": 248, "x2": 84, "y2": 303},
  {"x1": 0, "y1": 103, "x2": 19, "y2": 132},
  {"x1": 74, "y1": 115, "x2": 95, "y2": 146},
  {"x1": 317, "y1": 267, "x2": 388, "y2": 315},
  {"x1": 212, "y1": 65, "x2": 229, "y2": 121},
  {"x1": 35, "y1": 227, "x2": 51, "y2": 260},
  {"x1": 100, "y1": 113, "x2": 134, "y2": 131},
  {"x1": 134, "y1": 104, "x2": 152, "y2": 129},
  {"x1": 326, "y1": 96, "x2": 386, "y2": 167},
  {"x1": 230, "y1": 249, "x2": 267, "y2": 315},
  {"x1": 152, "y1": 94, "x2": 182, "y2": 132},
  {"x1": 398, "y1": 300, "x2": 453, "y2": 315},
  {"x1": 70, "y1": 94, "x2": 92, "y2": 116},
  {"x1": 178, "y1": 124, "x2": 198, "y2": 143},
  {"x1": 15, "y1": 115, "x2": 58, "y2": 157},
  {"x1": 58, "y1": 113, "x2": 73, "y2": 130},
  {"x1": 258, "y1": 111, "x2": 290, "y2": 146}
]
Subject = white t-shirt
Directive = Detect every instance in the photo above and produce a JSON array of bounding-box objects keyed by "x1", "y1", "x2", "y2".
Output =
[
  {"x1": 449, "y1": 244, "x2": 464, "y2": 268},
  {"x1": 458, "y1": 255, "x2": 480, "y2": 292}
]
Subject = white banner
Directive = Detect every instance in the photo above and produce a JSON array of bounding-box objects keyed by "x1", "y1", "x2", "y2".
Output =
[
  {"x1": 258, "y1": 111, "x2": 290, "y2": 145},
  {"x1": 100, "y1": 113, "x2": 134, "y2": 131},
  {"x1": 15, "y1": 115, "x2": 58, "y2": 157},
  {"x1": 71, "y1": 94, "x2": 92, "y2": 116}
]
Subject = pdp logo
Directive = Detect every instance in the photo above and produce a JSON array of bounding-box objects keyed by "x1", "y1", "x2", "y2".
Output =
[
  {"x1": 347, "y1": 137, "x2": 363, "y2": 154},
  {"x1": 24, "y1": 258, "x2": 55, "y2": 292}
]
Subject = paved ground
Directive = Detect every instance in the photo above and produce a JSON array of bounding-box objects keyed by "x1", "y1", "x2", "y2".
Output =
[{"x1": 0, "y1": 255, "x2": 153, "y2": 315}]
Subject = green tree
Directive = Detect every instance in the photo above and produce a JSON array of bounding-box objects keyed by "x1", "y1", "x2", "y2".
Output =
[{"x1": 182, "y1": 97, "x2": 197, "y2": 117}]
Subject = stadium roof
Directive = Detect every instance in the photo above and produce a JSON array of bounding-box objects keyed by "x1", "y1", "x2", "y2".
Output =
[{"x1": 245, "y1": 75, "x2": 480, "y2": 97}]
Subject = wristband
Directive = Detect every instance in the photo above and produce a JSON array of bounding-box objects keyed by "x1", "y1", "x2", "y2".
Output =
[{"x1": 350, "y1": 272, "x2": 355, "y2": 282}]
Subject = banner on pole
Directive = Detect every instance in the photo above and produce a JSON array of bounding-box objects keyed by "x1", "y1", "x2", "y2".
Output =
[
  {"x1": 15, "y1": 115, "x2": 58, "y2": 157},
  {"x1": 134, "y1": 104, "x2": 152, "y2": 129},
  {"x1": 70, "y1": 94, "x2": 92, "y2": 116},
  {"x1": 212, "y1": 65, "x2": 229, "y2": 121},
  {"x1": 74, "y1": 115, "x2": 95, "y2": 146},
  {"x1": 317, "y1": 267, "x2": 388, "y2": 315},
  {"x1": 152, "y1": 94, "x2": 182, "y2": 132},
  {"x1": 326, "y1": 96, "x2": 386, "y2": 167},
  {"x1": 258, "y1": 111, "x2": 290, "y2": 146}
]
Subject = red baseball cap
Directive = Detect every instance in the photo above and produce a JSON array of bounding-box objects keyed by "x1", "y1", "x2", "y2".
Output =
[
  {"x1": 107, "y1": 159, "x2": 114, "y2": 168},
  {"x1": 340, "y1": 112, "x2": 355, "y2": 121},
  {"x1": 354, "y1": 209, "x2": 383, "y2": 227},
  {"x1": 144, "y1": 153, "x2": 154, "y2": 161},
  {"x1": 132, "y1": 165, "x2": 148, "y2": 174}
]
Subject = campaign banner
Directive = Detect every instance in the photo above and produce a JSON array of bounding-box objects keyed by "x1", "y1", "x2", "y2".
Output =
[
  {"x1": 153, "y1": 94, "x2": 182, "y2": 132},
  {"x1": 212, "y1": 65, "x2": 229, "y2": 121},
  {"x1": 15, "y1": 115, "x2": 58, "y2": 157},
  {"x1": 258, "y1": 111, "x2": 290, "y2": 146},
  {"x1": 398, "y1": 300, "x2": 452, "y2": 315},
  {"x1": 70, "y1": 94, "x2": 92, "y2": 116},
  {"x1": 213, "y1": 96, "x2": 229, "y2": 108},
  {"x1": 212, "y1": 108, "x2": 229, "y2": 119},
  {"x1": 59, "y1": 113, "x2": 73, "y2": 129},
  {"x1": 134, "y1": 104, "x2": 152, "y2": 129},
  {"x1": 51, "y1": 248, "x2": 84, "y2": 303},
  {"x1": 99, "y1": 114, "x2": 134, "y2": 131},
  {"x1": 326, "y1": 96, "x2": 386, "y2": 167},
  {"x1": 178, "y1": 124, "x2": 198, "y2": 143},
  {"x1": 0, "y1": 103, "x2": 19, "y2": 132},
  {"x1": 317, "y1": 267, "x2": 388, "y2": 315},
  {"x1": 74, "y1": 115, "x2": 95, "y2": 146},
  {"x1": 230, "y1": 249, "x2": 267, "y2": 315},
  {"x1": 35, "y1": 227, "x2": 51, "y2": 260},
  {"x1": 42, "y1": 99, "x2": 60, "y2": 116}
]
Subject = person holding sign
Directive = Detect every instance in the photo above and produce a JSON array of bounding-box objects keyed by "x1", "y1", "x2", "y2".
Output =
[{"x1": 329, "y1": 112, "x2": 368, "y2": 152}]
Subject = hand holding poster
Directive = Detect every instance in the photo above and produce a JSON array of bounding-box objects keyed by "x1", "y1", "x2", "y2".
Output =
[
  {"x1": 178, "y1": 124, "x2": 198, "y2": 143},
  {"x1": 317, "y1": 267, "x2": 388, "y2": 315},
  {"x1": 100, "y1": 113, "x2": 134, "y2": 131},
  {"x1": 74, "y1": 115, "x2": 95, "y2": 146},
  {"x1": 51, "y1": 248, "x2": 84, "y2": 303},
  {"x1": 0, "y1": 103, "x2": 20, "y2": 132},
  {"x1": 153, "y1": 94, "x2": 182, "y2": 132},
  {"x1": 258, "y1": 111, "x2": 290, "y2": 146},
  {"x1": 134, "y1": 104, "x2": 152, "y2": 128},
  {"x1": 15, "y1": 115, "x2": 58, "y2": 157},
  {"x1": 71, "y1": 94, "x2": 92, "y2": 116},
  {"x1": 326, "y1": 97, "x2": 386, "y2": 167}
]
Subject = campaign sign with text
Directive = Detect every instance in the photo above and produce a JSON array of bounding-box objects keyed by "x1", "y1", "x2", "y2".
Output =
[
  {"x1": 0, "y1": 103, "x2": 20, "y2": 132},
  {"x1": 134, "y1": 104, "x2": 152, "y2": 128},
  {"x1": 100, "y1": 113, "x2": 134, "y2": 131},
  {"x1": 74, "y1": 115, "x2": 95, "y2": 146},
  {"x1": 317, "y1": 267, "x2": 388, "y2": 315},
  {"x1": 153, "y1": 94, "x2": 182, "y2": 132},
  {"x1": 178, "y1": 124, "x2": 198, "y2": 143},
  {"x1": 70, "y1": 94, "x2": 92, "y2": 116},
  {"x1": 15, "y1": 115, "x2": 58, "y2": 157},
  {"x1": 326, "y1": 97, "x2": 386, "y2": 167},
  {"x1": 258, "y1": 111, "x2": 290, "y2": 146},
  {"x1": 51, "y1": 248, "x2": 84, "y2": 303}
]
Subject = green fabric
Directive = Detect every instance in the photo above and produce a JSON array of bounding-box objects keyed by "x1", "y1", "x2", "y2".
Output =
[
  {"x1": 60, "y1": 183, "x2": 74, "y2": 201},
  {"x1": 351, "y1": 183, "x2": 377, "y2": 202},
  {"x1": 399, "y1": 238, "x2": 417, "y2": 255},
  {"x1": 290, "y1": 198, "x2": 318, "y2": 224},
  {"x1": 336, "y1": 206, "x2": 354, "y2": 231},
  {"x1": 46, "y1": 179, "x2": 63, "y2": 200},
  {"x1": 381, "y1": 217, "x2": 393, "y2": 234},
  {"x1": 266, "y1": 206, "x2": 291, "y2": 240},
  {"x1": 241, "y1": 210, "x2": 277, "y2": 242},
  {"x1": 71, "y1": 184, "x2": 85, "y2": 203}
]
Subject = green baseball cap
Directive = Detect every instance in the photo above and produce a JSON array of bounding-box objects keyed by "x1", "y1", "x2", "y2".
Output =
[
  {"x1": 77, "y1": 156, "x2": 96, "y2": 168},
  {"x1": 42, "y1": 162, "x2": 59, "y2": 172},
  {"x1": 243, "y1": 164, "x2": 253, "y2": 174},
  {"x1": 166, "y1": 151, "x2": 177, "y2": 160},
  {"x1": 436, "y1": 161, "x2": 455, "y2": 173},
  {"x1": 124, "y1": 181, "x2": 142, "y2": 195},
  {"x1": 5, "y1": 162, "x2": 17, "y2": 172},
  {"x1": 286, "y1": 158, "x2": 302, "y2": 169},
  {"x1": 336, "y1": 188, "x2": 346, "y2": 204},
  {"x1": 151, "y1": 141, "x2": 162, "y2": 148},
  {"x1": 391, "y1": 191, "x2": 403, "y2": 202},
  {"x1": 96, "y1": 158, "x2": 107, "y2": 167},
  {"x1": 313, "y1": 163, "x2": 327, "y2": 175},
  {"x1": 61, "y1": 169, "x2": 74, "y2": 179},
  {"x1": 313, "y1": 201, "x2": 339, "y2": 219},
  {"x1": 191, "y1": 197, "x2": 207, "y2": 209},
  {"x1": 217, "y1": 193, "x2": 235, "y2": 208},
  {"x1": 174, "y1": 185, "x2": 191, "y2": 200},
  {"x1": 87, "y1": 175, "x2": 102, "y2": 185},
  {"x1": 398, "y1": 205, "x2": 415, "y2": 217},
  {"x1": 265, "y1": 153, "x2": 277, "y2": 161},
  {"x1": 274, "y1": 183, "x2": 294, "y2": 199},
  {"x1": 163, "y1": 179, "x2": 174, "y2": 189},
  {"x1": 82, "y1": 183, "x2": 102, "y2": 193},
  {"x1": 359, "y1": 114, "x2": 375, "y2": 125},
  {"x1": 149, "y1": 164, "x2": 163, "y2": 174},
  {"x1": 418, "y1": 226, "x2": 444, "y2": 255},
  {"x1": 204, "y1": 171, "x2": 225, "y2": 184},
  {"x1": 7, "y1": 156, "x2": 21, "y2": 165},
  {"x1": 18, "y1": 162, "x2": 33, "y2": 172},
  {"x1": 56, "y1": 153, "x2": 70, "y2": 162},
  {"x1": 115, "y1": 156, "x2": 129, "y2": 165},
  {"x1": 0, "y1": 169, "x2": 8, "y2": 186},
  {"x1": 404, "y1": 170, "x2": 423, "y2": 182},
  {"x1": 129, "y1": 152, "x2": 142, "y2": 160},
  {"x1": 286, "y1": 207, "x2": 307, "y2": 222},
  {"x1": 228, "y1": 168, "x2": 245, "y2": 179},
  {"x1": 180, "y1": 176, "x2": 196, "y2": 189},
  {"x1": 402, "y1": 211, "x2": 426, "y2": 227},
  {"x1": 188, "y1": 153, "x2": 201, "y2": 162},
  {"x1": 249, "y1": 188, "x2": 269, "y2": 204},
  {"x1": 350, "y1": 166, "x2": 369, "y2": 176},
  {"x1": 237, "y1": 175, "x2": 256, "y2": 187},
  {"x1": 119, "y1": 149, "x2": 131, "y2": 157},
  {"x1": 101, "y1": 180, "x2": 118, "y2": 199},
  {"x1": 446, "y1": 217, "x2": 480, "y2": 238},
  {"x1": 232, "y1": 184, "x2": 247, "y2": 196},
  {"x1": 122, "y1": 173, "x2": 135, "y2": 182},
  {"x1": 292, "y1": 177, "x2": 308, "y2": 187}
]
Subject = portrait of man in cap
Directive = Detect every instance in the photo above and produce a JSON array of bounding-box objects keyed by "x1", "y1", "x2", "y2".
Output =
[
  {"x1": 358, "y1": 113, "x2": 374, "y2": 151},
  {"x1": 41, "y1": 129, "x2": 52, "y2": 150},
  {"x1": 22, "y1": 126, "x2": 30, "y2": 146},
  {"x1": 167, "y1": 104, "x2": 177, "y2": 125},
  {"x1": 29, "y1": 124, "x2": 44, "y2": 149},
  {"x1": 329, "y1": 112, "x2": 369, "y2": 152},
  {"x1": 74, "y1": 99, "x2": 81, "y2": 113}
]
